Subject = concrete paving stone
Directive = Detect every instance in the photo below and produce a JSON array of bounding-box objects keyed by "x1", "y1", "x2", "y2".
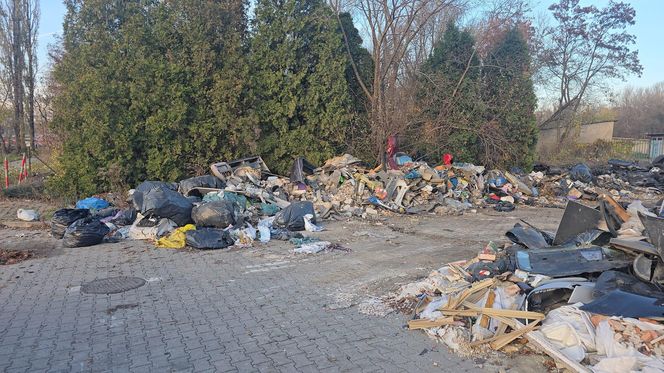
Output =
[{"x1": 0, "y1": 211, "x2": 569, "y2": 373}]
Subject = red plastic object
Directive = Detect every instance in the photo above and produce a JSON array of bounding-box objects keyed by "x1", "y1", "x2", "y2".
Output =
[
  {"x1": 3, "y1": 157, "x2": 7, "y2": 188},
  {"x1": 443, "y1": 153, "x2": 453, "y2": 165}
]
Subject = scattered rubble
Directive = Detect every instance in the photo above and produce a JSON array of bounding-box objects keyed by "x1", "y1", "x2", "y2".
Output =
[
  {"x1": 0, "y1": 249, "x2": 33, "y2": 265},
  {"x1": 388, "y1": 195, "x2": 664, "y2": 372},
  {"x1": 43, "y1": 153, "x2": 661, "y2": 257}
]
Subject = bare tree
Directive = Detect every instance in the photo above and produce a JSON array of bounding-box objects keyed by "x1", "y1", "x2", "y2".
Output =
[
  {"x1": 23, "y1": 0, "x2": 37, "y2": 150},
  {"x1": 335, "y1": 0, "x2": 462, "y2": 163},
  {"x1": 536, "y1": 0, "x2": 642, "y2": 136},
  {"x1": 615, "y1": 82, "x2": 664, "y2": 138},
  {"x1": 0, "y1": 0, "x2": 38, "y2": 154}
]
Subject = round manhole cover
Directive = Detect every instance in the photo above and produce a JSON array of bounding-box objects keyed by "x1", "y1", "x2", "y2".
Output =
[{"x1": 81, "y1": 276, "x2": 146, "y2": 294}]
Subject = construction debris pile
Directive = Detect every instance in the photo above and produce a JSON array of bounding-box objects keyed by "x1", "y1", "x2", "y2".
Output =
[
  {"x1": 45, "y1": 154, "x2": 663, "y2": 251},
  {"x1": 393, "y1": 196, "x2": 664, "y2": 372}
]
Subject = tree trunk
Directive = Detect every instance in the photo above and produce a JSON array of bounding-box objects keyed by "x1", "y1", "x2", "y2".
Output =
[
  {"x1": 26, "y1": 61, "x2": 34, "y2": 150},
  {"x1": 10, "y1": 0, "x2": 24, "y2": 154}
]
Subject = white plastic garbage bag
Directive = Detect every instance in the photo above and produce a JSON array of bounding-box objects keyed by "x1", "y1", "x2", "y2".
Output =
[
  {"x1": 258, "y1": 217, "x2": 274, "y2": 243},
  {"x1": 17, "y1": 209, "x2": 39, "y2": 221},
  {"x1": 303, "y1": 214, "x2": 323, "y2": 232}
]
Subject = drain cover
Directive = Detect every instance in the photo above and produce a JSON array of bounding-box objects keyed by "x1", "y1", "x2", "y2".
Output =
[{"x1": 81, "y1": 276, "x2": 146, "y2": 294}]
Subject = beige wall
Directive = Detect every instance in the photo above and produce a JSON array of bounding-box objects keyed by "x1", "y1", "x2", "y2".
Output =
[{"x1": 537, "y1": 121, "x2": 614, "y2": 151}]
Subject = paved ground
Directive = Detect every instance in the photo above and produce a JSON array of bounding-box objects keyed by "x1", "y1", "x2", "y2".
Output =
[{"x1": 0, "y1": 204, "x2": 564, "y2": 372}]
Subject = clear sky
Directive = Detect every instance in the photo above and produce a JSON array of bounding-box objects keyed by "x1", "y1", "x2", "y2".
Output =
[{"x1": 38, "y1": 0, "x2": 663, "y2": 90}]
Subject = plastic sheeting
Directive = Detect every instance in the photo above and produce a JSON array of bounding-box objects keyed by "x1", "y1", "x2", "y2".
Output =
[
  {"x1": 540, "y1": 305, "x2": 596, "y2": 363},
  {"x1": 155, "y1": 224, "x2": 196, "y2": 248}
]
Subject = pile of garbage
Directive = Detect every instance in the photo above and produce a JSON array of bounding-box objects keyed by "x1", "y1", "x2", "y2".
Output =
[
  {"x1": 393, "y1": 196, "x2": 664, "y2": 372},
  {"x1": 46, "y1": 153, "x2": 662, "y2": 251}
]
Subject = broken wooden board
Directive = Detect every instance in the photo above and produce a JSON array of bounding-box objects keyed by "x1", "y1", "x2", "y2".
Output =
[
  {"x1": 479, "y1": 290, "x2": 496, "y2": 329},
  {"x1": 599, "y1": 194, "x2": 631, "y2": 222},
  {"x1": 407, "y1": 317, "x2": 457, "y2": 330},
  {"x1": 446, "y1": 278, "x2": 496, "y2": 309},
  {"x1": 441, "y1": 307, "x2": 544, "y2": 321}
]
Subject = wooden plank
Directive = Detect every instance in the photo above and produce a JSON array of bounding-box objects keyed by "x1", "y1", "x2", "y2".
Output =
[
  {"x1": 441, "y1": 308, "x2": 544, "y2": 320},
  {"x1": 468, "y1": 318, "x2": 538, "y2": 348},
  {"x1": 494, "y1": 304, "x2": 518, "y2": 337},
  {"x1": 479, "y1": 290, "x2": 496, "y2": 329},
  {"x1": 407, "y1": 317, "x2": 456, "y2": 330},
  {"x1": 600, "y1": 194, "x2": 630, "y2": 222},
  {"x1": 456, "y1": 301, "x2": 545, "y2": 320},
  {"x1": 490, "y1": 319, "x2": 540, "y2": 350},
  {"x1": 446, "y1": 278, "x2": 495, "y2": 310}
]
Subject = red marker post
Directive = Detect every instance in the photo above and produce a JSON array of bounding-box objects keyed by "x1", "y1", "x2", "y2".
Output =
[
  {"x1": 3, "y1": 157, "x2": 8, "y2": 188},
  {"x1": 18, "y1": 154, "x2": 26, "y2": 184}
]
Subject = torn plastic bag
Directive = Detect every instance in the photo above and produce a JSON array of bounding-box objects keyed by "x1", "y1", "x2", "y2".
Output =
[
  {"x1": 540, "y1": 305, "x2": 596, "y2": 363},
  {"x1": 515, "y1": 246, "x2": 631, "y2": 277},
  {"x1": 178, "y1": 175, "x2": 225, "y2": 196},
  {"x1": 294, "y1": 241, "x2": 330, "y2": 254},
  {"x1": 191, "y1": 200, "x2": 235, "y2": 228},
  {"x1": 75, "y1": 197, "x2": 110, "y2": 211},
  {"x1": 505, "y1": 223, "x2": 551, "y2": 250},
  {"x1": 140, "y1": 187, "x2": 193, "y2": 226},
  {"x1": 273, "y1": 201, "x2": 315, "y2": 231},
  {"x1": 185, "y1": 228, "x2": 233, "y2": 249},
  {"x1": 257, "y1": 217, "x2": 274, "y2": 243},
  {"x1": 303, "y1": 214, "x2": 323, "y2": 232},
  {"x1": 100, "y1": 208, "x2": 136, "y2": 226},
  {"x1": 51, "y1": 208, "x2": 91, "y2": 239},
  {"x1": 580, "y1": 290, "x2": 664, "y2": 318},
  {"x1": 290, "y1": 157, "x2": 316, "y2": 184},
  {"x1": 569, "y1": 163, "x2": 592, "y2": 183},
  {"x1": 63, "y1": 217, "x2": 110, "y2": 248}
]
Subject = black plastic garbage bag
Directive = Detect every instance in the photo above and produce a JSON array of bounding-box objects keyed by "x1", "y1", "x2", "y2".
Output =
[
  {"x1": 63, "y1": 217, "x2": 110, "y2": 247},
  {"x1": 273, "y1": 201, "x2": 315, "y2": 231},
  {"x1": 185, "y1": 228, "x2": 234, "y2": 249},
  {"x1": 569, "y1": 163, "x2": 592, "y2": 183},
  {"x1": 179, "y1": 175, "x2": 225, "y2": 196},
  {"x1": 94, "y1": 207, "x2": 119, "y2": 219},
  {"x1": 132, "y1": 181, "x2": 179, "y2": 210},
  {"x1": 191, "y1": 200, "x2": 235, "y2": 228},
  {"x1": 136, "y1": 181, "x2": 178, "y2": 193},
  {"x1": 141, "y1": 188, "x2": 193, "y2": 226},
  {"x1": 51, "y1": 208, "x2": 91, "y2": 239}
]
